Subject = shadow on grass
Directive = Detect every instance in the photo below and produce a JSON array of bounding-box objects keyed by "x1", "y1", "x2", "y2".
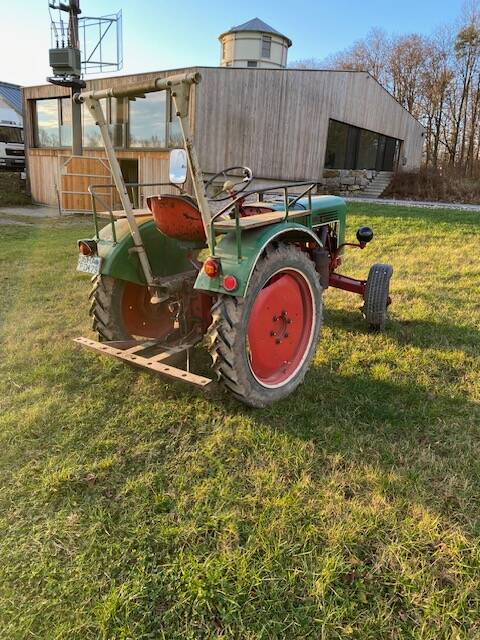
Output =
[{"x1": 325, "y1": 307, "x2": 480, "y2": 353}]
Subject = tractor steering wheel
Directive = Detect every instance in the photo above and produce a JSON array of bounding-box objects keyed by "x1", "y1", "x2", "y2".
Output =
[{"x1": 204, "y1": 166, "x2": 253, "y2": 202}]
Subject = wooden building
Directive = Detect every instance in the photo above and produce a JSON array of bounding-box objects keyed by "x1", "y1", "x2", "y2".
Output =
[{"x1": 22, "y1": 66, "x2": 425, "y2": 212}]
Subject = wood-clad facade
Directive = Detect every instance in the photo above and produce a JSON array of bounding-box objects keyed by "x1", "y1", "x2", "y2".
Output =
[{"x1": 23, "y1": 66, "x2": 424, "y2": 210}]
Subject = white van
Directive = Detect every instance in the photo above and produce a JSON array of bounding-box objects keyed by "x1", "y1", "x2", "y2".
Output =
[{"x1": 0, "y1": 109, "x2": 24, "y2": 170}]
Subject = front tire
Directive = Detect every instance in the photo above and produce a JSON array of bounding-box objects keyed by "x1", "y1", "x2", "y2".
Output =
[
  {"x1": 207, "y1": 244, "x2": 323, "y2": 408},
  {"x1": 362, "y1": 263, "x2": 393, "y2": 330}
]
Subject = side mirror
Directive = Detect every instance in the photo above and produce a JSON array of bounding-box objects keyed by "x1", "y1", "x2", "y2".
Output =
[
  {"x1": 356, "y1": 226, "x2": 374, "y2": 244},
  {"x1": 169, "y1": 148, "x2": 187, "y2": 185}
]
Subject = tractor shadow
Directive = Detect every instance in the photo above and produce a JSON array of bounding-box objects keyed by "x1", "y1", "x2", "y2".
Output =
[
  {"x1": 323, "y1": 307, "x2": 480, "y2": 354},
  {"x1": 234, "y1": 362, "x2": 480, "y2": 531}
]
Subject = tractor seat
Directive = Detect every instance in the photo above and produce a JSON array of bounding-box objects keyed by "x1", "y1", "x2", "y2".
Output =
[{"x1": 146, "y1": 195, "x2": 206, "y2": 243}]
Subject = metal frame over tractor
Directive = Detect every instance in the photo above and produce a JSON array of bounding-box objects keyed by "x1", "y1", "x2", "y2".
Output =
[{"x1": 74, "y1": 72, "x2": 393, "y2": 408}]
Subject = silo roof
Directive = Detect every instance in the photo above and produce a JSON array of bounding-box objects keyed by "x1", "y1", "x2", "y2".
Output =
[{"x1": 221, "y1": 18, "x2": 292, "y2": 47}]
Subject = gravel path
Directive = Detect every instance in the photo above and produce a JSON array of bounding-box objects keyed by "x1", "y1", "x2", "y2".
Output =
[
  {"x1": 0, "y1": 218, "x2": 34, "y2": 226},
  {"x1": 346, "y1": 196, "x2": 480, "y2": 212},
  {"x1": 0, "y1": 205, "x2": 59, "y2": 218}
]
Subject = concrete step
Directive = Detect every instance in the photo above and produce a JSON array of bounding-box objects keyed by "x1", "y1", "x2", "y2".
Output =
[{"x1": 359, "y1": 171, "x2": 394, "y2": 199}]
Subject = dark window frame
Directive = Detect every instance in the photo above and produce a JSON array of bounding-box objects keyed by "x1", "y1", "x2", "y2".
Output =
[
  {"x1": 33, "y1": 97, "x2": 62, "y2": 148},
  {"x1": 325, "y1": 118, "x2": 402, "y2": 171},
  {"x1": 261, "y1": 35, "x2": 272, "y2": 58}
]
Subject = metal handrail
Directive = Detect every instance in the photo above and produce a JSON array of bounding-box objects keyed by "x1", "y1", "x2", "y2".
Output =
[
  {"x1": 88, "y1": 181, "x2": 185, "y2": 243},
  {"x1": 209, "y1": 181, "x2": 320, "y2": 257},
  {"x1": 90, "y1": 179, "x2": 321, "y2": 259}
]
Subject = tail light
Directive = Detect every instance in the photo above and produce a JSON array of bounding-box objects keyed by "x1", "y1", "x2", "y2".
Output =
[
  {"x1": 203, "y1": 257, "x2": 220, "y2": 278},
  {"x1": 78, "y1": 239, "x2": 97, "y2": 256},
  {"x1": 222, "y1": 274, "x2": 238, "y2": 291}
]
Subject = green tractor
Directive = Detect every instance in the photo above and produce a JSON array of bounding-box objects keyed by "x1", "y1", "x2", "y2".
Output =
[{"x1": 75, "y1": 72, "x2": 393, "y2": 408}]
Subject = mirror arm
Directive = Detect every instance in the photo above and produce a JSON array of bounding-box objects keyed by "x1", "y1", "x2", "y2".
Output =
[{"x1": 172, "y1": 84, "x2": 213, "y2": 250}]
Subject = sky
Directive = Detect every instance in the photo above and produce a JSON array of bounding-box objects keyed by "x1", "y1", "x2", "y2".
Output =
[{"x1": 0, "y1": 0, "x2": 468, "y2": 87}]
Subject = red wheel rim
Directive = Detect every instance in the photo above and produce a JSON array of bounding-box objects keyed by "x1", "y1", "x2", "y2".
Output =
[
  {"x1": 122, "y1": 282, "x2": 174, "y2": 339},
  {"x1": 247, "y1": 268, "x2": 315, "y2": 387}
]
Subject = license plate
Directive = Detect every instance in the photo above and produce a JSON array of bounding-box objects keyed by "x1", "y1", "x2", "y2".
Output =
[{"x1": 77, "y1": 254, "x2": 102, "y2": 275}]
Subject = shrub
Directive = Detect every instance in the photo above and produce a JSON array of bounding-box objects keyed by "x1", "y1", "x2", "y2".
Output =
[
  {"x1": 382, "y1": 166, "x2": 480, "y2": 204},
  {"x1": 0, "y1": 171, "x2": 31, "y2": 207}
]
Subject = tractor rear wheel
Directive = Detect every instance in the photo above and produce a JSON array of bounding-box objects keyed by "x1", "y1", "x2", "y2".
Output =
[
  {"x1": 89, "y1": 275, "x2": 174, "y2": 341},
  {"x1": 207, "y1": 244, "x2": 322, "y2": 408},
  {"x1": 362, "y1": 263, "x2": 393, "y2": 330}
]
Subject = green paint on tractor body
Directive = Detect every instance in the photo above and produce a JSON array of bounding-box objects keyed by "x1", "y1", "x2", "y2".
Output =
[
  {"x1": 96, "y1": 195, "x2": 346, "y2": 296},
  {"x1": 100, "y1": 219, "x2": 191, "y2": 285},
  {"x1": 195, "y1": 195, "x2": 346, "y2": 297}
]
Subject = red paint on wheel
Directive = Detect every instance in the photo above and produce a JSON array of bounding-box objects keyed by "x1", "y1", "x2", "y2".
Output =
[{"x1": 247, "y1": 270, "x2": 314, "y2": 386}]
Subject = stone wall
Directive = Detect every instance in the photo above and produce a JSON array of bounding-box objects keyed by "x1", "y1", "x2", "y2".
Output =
[{"x1": 317, "y1": 169, "x2": 377, "y2": 196}]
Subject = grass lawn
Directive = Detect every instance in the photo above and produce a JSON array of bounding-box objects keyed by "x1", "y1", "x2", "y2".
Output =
[{"x1": 0, "y1": 202, "x2": 479, "y2": 639}]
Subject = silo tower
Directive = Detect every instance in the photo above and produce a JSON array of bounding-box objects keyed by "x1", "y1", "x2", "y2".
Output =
[{"x1": 219, "y1": 18, "x2": 292, "y2": 69}]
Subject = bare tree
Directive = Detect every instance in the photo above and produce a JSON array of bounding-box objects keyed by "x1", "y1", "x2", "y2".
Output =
[
  {"x1": 420, "y1": 30, "x2": 453, "y2": 166},
  {"x1": 388, "y1": 35, "x2": 430, "y2": 117},
  {"x1": 309, "y1": 1, "x2": 480, "y2": 174},
  {"x1": 288, "y1": 58, "x2": 325, "y2": 70},
  {"x1": 324, "y1": 28, "x2": 390, "y2": 86}
]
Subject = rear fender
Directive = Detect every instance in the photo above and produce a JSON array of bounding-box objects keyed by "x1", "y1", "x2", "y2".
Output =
[
  {"x1": 98, "y1": 218, "x2": 191, "y2": 285},
  {"x1": 194, "y1": 222, "x2": 323, "y2": 298}
]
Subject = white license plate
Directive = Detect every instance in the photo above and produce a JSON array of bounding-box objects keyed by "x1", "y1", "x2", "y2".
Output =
[{"x1": 77, "y1": 254, "x2": 102, "y2": 275}]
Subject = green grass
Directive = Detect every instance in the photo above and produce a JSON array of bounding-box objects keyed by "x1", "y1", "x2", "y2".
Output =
[{"x1": 0, "y1": 202, "x2": 479, "y2": 639}]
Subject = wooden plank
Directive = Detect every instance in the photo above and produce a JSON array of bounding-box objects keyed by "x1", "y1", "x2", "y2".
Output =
[
  {"x1": 214, "y1": 209, "x2": 309, "y2": 231},
  {"x1": 97, "y1": 209, "x2": 151, "y2": 219},
  {"x1": 73, "y1": 337, "x2": 213, "y2": 388}
]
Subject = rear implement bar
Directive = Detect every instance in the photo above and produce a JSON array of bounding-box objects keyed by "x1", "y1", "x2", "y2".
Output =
[{"x1": 74, "y1": 336, "x2": 214, "y2": 389}]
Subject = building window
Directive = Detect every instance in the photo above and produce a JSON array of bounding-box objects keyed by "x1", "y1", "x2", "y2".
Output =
[
  {"x1": 222, "y1": 40, "x2": 227, "y2": 60},
  {"x1": 110, "y1": 97, "x2": 127, "y2": 147},
  {"x1": 325, "y1": 119, "x2": 401, "y2": 171},
  {"x1": 357, "y1": 129, "x2": 379, "y2": 169},
  {"x1": 59, "y1": 97, "x2": 72, "y2": 147},
  {"x1": 82, "y1": 98, "x2": 107, "y2": 148},
  {"x1": 261, "y1": 35, "x2": 272, "y2": 58},
  {"x1": 32, "y1": 90, "x2": 174, "y2": 150},
  {"x1": 247, "y1": 60, "x2": 258, "y2": 68},
  {"x1": 167, "y1": 93, "x2": 183, "y2": 147},
  {"x1": 129, "y1": 91, "x2": 167, "y2": 148},
  {"x1": 324, "y1": 120, "x2": 349, "y2": 169},
  {"x1": 35, "y1": 99, "x2": 60, "y2": 147}
]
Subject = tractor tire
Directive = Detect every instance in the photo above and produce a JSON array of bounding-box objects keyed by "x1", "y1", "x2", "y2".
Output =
[
  {"x1": 362, "y1": 263, "x2": 393, "y2": 330},
  {"x1": 207, "y1": 244, "x2": 322, "y2": 408},
  {"x1": 89, "y1": 275, "x2": 174, "y2": 342}
]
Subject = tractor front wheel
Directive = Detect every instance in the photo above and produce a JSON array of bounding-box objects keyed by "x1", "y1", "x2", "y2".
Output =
[
  {"x1": 89, "y1": 275, "x2": 175, "y2": 341},
  {"x1": 207, "y1": 244, "x2": 322, "y2": 408},
  {"x1": 362, "y1": 263, "x2": 393, "y2": 330}
]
